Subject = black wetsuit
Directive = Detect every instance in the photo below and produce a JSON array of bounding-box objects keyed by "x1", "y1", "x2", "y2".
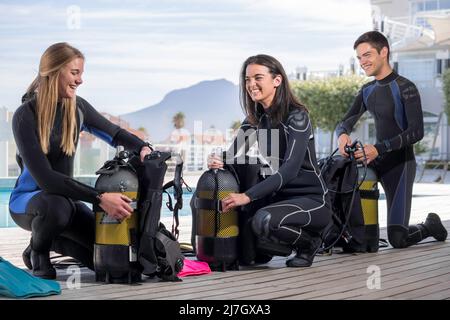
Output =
[
  {"x1": 227, "y1": 106, "x2": 332, "y2": 259},
  {"x1": 336, "y1": 71, "x2": 425, "y2": 248},
  {"x1": 9, "y1": 96, "x2": 146, "y2": 268}
]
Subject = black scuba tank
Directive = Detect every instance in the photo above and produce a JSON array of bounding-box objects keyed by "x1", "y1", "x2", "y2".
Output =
[
  {"x1": 191, "y1": 167, "x2": 240, "y2": 271},
  {"x1": 93, "y1": 148, "x2": 141, "y2": 284}
]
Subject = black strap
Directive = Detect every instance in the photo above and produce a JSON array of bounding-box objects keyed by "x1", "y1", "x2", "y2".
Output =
[
  {"x1": 163, "y1": 187, "x2": 180, "y2": 240},
  {"x1": 162, "y1": 156, "x2": 184, "y2": 240},
  {"x1": 194, "y1": 197, "x2": 223, "y2": 212},
  {"x1": 213, "y1": 171, "x2": 220, "y2": 236},
  {"x1": 359, "y1": 189, "x2": 380, "y2": 200}
]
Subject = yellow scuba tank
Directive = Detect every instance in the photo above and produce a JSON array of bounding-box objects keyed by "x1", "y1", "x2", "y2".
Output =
[
  {"x1": 93, "y1": 148, "x2": 141, "y2": 284},
  {"x1": 357, "y1": 164, "x2": 380, "y2": 252},
  {"x1": 191, "y1": 167, "x2": 240, "y2": 271}
]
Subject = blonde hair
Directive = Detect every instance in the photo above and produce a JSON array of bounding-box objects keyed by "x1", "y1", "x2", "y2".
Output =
[{"x1": 25, "y1": 42, "x2": 84, "y2": 156}]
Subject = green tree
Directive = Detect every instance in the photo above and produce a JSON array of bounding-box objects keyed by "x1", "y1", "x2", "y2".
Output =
[
  {"x1": 414, "y1": 140, "x2": 429, "y2": 156},
  {"x1": 443, "y1": 69, "x2": 450, "y2": 124},
  {"x1": 137, "y1": 126, "x2": 148, "y2": 135},
  {"x1": 172, "y1": 112, "x2": 185, "y2": 129},
  {"x1": 230, "y1": 120, "x2": 241, "y2": 131},
  {"x1": 292, "y1": 75, "x2": 367, "y2": 152}
]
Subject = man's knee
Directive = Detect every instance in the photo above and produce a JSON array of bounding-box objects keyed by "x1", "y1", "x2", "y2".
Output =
[{"x1": 388, "y1": 225, "x2": 408, "y2": 248}]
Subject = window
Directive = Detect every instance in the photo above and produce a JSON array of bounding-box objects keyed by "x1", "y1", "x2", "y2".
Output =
[
  {"x1": 437, "y1": 59, "x2": 442, "y2": 75},
  {"x1": 439, "y1": 0, "x2": 450, "y2": 9},
  {"x1": 411, "y1": 0, "x2": 450, "y2": 27},
  {"x1": 398, "y1": 57, "x2": 435, "y2": 88},
  {"x1": 425, "y1": 0, "x2": 438, "y2": 10}
]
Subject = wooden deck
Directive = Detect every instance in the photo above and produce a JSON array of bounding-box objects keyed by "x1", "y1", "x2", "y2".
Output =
[{"x1": 1, "y1": 220, "x2": 449, "y2": 300}]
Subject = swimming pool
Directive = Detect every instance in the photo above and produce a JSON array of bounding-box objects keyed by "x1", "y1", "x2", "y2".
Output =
[{"x1": 0, "y1": 190, "x2": 194, "y2": 228}]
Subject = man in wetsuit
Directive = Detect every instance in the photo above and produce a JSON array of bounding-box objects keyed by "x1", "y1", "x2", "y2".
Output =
[{"x1": 336, "y1": 31, "x2": 447, "y2": 248}]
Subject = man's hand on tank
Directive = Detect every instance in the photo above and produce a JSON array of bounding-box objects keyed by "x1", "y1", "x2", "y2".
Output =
[
  {"x1": 221, "y1": 193, "x2": 251, "y2": 212},
  {"x1": 354, "y1": 144, "x2": 379, "y2": 164},
  {"x1": 338, "y1": 134, "x2": 352, "y2": 157},
  {"x1": 207, "y1": 154, "x2": 224, "y2": 169}
]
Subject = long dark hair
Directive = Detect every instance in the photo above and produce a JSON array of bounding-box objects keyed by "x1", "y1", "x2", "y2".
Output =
[{"x1": 239, "y1": 54, "x2": 306, "y2": 126}]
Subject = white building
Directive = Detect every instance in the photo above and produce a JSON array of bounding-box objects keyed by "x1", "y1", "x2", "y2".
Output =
[{"x1": 370, "y1": 0, "x2": 450, "y2": 158}]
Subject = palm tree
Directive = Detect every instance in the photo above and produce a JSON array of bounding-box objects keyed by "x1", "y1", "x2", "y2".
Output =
[{"x1": 172, "y1": 112, "x2": 185, "y2": 129}]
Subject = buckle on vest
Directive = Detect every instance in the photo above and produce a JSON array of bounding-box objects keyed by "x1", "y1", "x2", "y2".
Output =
[{"x1": 216, "y1": 200, "x2": 223, "y2": 213}]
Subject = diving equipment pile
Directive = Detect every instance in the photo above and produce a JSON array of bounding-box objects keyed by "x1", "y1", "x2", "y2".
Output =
[{"x1": 94, "y1": 150, "x2": 184, "y2": 283}]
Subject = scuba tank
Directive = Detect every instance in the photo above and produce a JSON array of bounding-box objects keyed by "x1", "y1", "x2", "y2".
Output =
[
  {"x1": 191, "y1": 167, "x2": 240, "y2": 271},
  {"x1": 93, "y1": 147, "x2": 141, "y2": 284},
  {"x1": 357, "y1": 164, "x2": 380, "y2": 252}
]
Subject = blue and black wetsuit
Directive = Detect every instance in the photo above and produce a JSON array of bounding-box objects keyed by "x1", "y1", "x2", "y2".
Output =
[
  {"x1": 227, "y1": 106, "x2": 332, "y2": 262},
  {"x1": 336, "y1": 70, "x2": 426, "y2": 248},
  {"x1": 9, "y1": 96, "x2": 146, "y2": 268}
]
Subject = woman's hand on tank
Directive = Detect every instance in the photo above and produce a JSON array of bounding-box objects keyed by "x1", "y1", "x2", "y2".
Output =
[
  {"x1": 207, "y1": 154, "x2": 224, "y2": 169},
  {"x1": 140, "y1": 145, "x2": 153, "y2": 162},
  {"x1": 99, "y1": 193, "x2": 134, "y2": 221},
  {"x1": 221, "y1": 193, "x2": 251, "y2": 212}
]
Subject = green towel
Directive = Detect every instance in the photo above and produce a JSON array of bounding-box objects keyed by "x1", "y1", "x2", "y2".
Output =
[{"x1": 0, "y1": 257, "x2": 61, "y2": 299}]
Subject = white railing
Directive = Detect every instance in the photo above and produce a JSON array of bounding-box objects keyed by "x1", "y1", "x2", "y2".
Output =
[{"x1": 381, "y1": 16, "x2": 435, "y2": 47}]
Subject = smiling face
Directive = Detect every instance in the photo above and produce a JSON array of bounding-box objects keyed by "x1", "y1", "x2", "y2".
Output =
[
  {"x1": 245, "y1": 63, "x2": 282, "y2": 108},
  {"x1": 58, "y1": 57, "x2": 84, "y2": 99},
  {"x1": 355, "y1": 42, "x2": 389, "y2": 79}
]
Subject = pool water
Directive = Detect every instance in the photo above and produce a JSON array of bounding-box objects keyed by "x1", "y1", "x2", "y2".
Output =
[{"x1": 0, "y1": 190, "x2": 194, "y2": 228}]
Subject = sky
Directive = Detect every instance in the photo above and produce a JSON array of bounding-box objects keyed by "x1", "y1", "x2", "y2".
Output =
[{"x1": 0, "y1": 0, "x2": 372, "y2": 115}]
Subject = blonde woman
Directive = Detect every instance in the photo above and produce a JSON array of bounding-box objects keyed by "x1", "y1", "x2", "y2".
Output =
[{"x1": 9, "y1": 43, "x2": 152, "y2": 279}]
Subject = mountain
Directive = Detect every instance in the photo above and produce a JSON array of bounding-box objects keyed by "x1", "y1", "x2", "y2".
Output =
[{"x1": 121, "y1": 79, "x2": 244, "y2": 143}]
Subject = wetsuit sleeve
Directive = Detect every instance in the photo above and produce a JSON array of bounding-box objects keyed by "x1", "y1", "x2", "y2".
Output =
[
  {"x1": 374, "y1": 83, "x2": 424, "y2": 155},
  {"x1": 335, "y1": 89, "x2": 366, "y2": 138},
  {"x1": 78, "y1": 97, "x2": 146, "y2": 153},
  {"x1": 244, "y1": 111, "x2": 311, "y2": 201},
  {"x1": 224, "y1": 118, "x2": 257, "y2": 164},
  {"x1": 12, "y1": 108, "x2": 100, "y2": 204}
]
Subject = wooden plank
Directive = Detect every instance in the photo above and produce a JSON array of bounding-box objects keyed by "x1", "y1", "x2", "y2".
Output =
[
  {"x1": 248, "y1": 262, "x2": 450, "y2": 300},
  {"x1": 387, "y1": 281, "x2": 450, "y2": 300},
  {"x1": 46, "y1": 240, "x2": 446, "y2": 300},
  {"x1": 52, "y1": 243, "x2": 447, "y2": 300},
  {"x1": 417, "y1": 287, "x2": 450, "y2": 300},
  {"x1": 212, "y1": 247, "x2": 450, "y2": 300},
  {"x1": 71, "y1": 245, "x2": 449, "y2": 300},
  {"x1": 350, "y1": 274, "x2": 450, "y2": 300},
  {"x1": 211, "y1": 252, "x2": 450, "y2": 300},
  {"x1": 2, "y1": 213, "x2": 449, "y2": 300}
]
